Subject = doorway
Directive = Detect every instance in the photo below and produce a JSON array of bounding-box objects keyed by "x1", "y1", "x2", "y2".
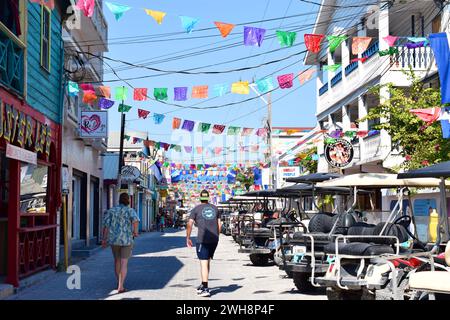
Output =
[
  {"x1": 89, "y1": 177, "x2": 100, "y2": 243},
  {"x1": 0, "y1": 152, "x2": 9, "y2": 279}
]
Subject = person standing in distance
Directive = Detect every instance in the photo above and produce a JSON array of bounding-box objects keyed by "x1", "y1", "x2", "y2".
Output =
[{"x1": 186, "y1": 190, "x2": 221, "y2": 297}]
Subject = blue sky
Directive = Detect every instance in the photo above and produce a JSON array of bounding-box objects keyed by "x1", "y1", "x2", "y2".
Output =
[{"x1": 103, "y1": 0, "x2": 318, "y2": 163}]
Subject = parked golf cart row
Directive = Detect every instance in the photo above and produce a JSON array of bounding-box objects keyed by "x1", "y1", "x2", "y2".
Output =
[{"x1": 221, "y1": 166, "x2": 450, "y2": 300}]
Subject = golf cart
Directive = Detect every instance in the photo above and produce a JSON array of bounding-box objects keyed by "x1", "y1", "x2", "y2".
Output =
[{"x1": 313, "y1": 173, "x2": 449, "y2": 300}]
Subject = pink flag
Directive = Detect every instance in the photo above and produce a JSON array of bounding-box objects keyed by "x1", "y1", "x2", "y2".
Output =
[
  {"x1": 214, "y1": 147, "x2": 223, "y2": 155},
  {"x1": 277, "y1": 73, "x2": 294, "y2": 89},
  {"x1": 212, "y1": 125, "x2": 226, "y2": 134},
  {"x1": 383, "y1": 35, "x2": 399, "y2": 47},
  {"x1": 138, "y1": 109, "x2": 150, "y2": 119},
  {"x1": 76, "y1": 0, "x2": 95, "y2": 18},
  {"x1": 241, "y1": 128, "x2": 254, "y2": 136},
  {"x1": 134, "y1": 88, "x2": 148, "y2": 101},
  {"x1": 409, "y1": 107, "x2": 441, "y2": 125},
  {"x1": 196, "y1": 147, "x2": 203, "y2": 154},
  {"x1": 352, "y1": 37, "x2": 372, "y2": 55},
  {"x1": 256, "y1": 128, "x2": 268, "y2": 137},
  {"x1": 80, "y1": 83, "x2": 95, "y2": 92},
  {"x1": 299, "y1": 69, "x2": 316, "y2": 85}
]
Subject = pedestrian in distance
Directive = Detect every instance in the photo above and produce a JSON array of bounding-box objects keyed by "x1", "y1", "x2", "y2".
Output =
[
  {"x1": 156, "y1": 213, "x2": 161, "y2": 232},
  {"x1": 186, "y1": 190, "x2": 221, "y2": 297},
  {"x1": 160, "y1": 214, "x2": 165, "y2": 233},
  {"x1": 101, "y1": 193, "x2": 140, "y2": 294}
]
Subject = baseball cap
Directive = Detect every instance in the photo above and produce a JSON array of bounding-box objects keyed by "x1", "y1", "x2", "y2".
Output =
[{"x1": 200, "y1": 189, "x2": 210, "y2": 201}]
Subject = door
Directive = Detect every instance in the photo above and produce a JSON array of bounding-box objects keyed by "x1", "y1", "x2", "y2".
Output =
[
  {"x1": 89, "y1": 179, "x2": 100, "y2": 241},
  {"x1": 72, "y1": 177, "x2": 81, "y2": 240}
]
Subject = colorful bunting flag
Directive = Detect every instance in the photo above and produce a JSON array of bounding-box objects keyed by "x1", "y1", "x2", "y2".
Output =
[
  {"x1": 180, "y1": 16, "x2": 199, "y2": 33},
  {"x1": 98, "y1": 98, "x2": 115, "y2": 110},
  {"x1": 213, "y1": 125, "x2": 226, "y2": 134},
  {"x1": 191, "y1": 85, "x2": 208, "y2": 99},
  {"x1": 137, "y1": 109, "x2": 150, "y2": 119},
  {"x1": 198, "y1": 123, "x2": 211, "y2": 133},
  {"x1": 323, "y1": 64, "x2": 341, "y2": 72},
  {"x1": 276, "y1": 30, "x2": 297, "y2": 47},
  {"x1": 406, "y1": 41, "x2": 426, "y2": 49},
  {"x1": 327, "y1": 35, "x2": 348, "y2": 53},
  {"x1": 256, "y1": 77, "x2": 275, "y2": 93},
  {"x1": 124, "y1": 135, "x2": 130, "y2": 141},
  {"x1": 68, "y1": 81, "x2": 79, "y2": 97},
  {"x1": 214, "y1": 22, "x2": 235, "y2": 38},
  {"x1": 227, "y1": 126, "x2": 240, "y2": 135},
  {"x1": 196, "y1": 147, "x2": 203, "y2": 154},
  {"x1": 212, "y1": 83, "x2": 228, "y2": 97},
  {"x1": 160, "y1": 143, "x2": 170, "y2": 151},
  {"x1": 105, "y1": 1, "x2": 131, "y2": 21},
  {"x1": 145, "y1": 9, "x2": 166, "y2": 25},
  {"x1": 82, "y1": 90, "x2": 97, "y2": 105},
  {"x1": 80, "y1": 83, "x2": 95, "y2": 92},
  {"x1": 174, "y1": 87, "x2": 188, "y2": 101},
  {"x1": 98, "y1": 86, "x2": 111, "y2": 98},
  {"x1": 172, "y1": 117, "x2": 182, "y2": 129},
  {"x1": 75, "y1": 0, "x2": 94, "y2": 17},
  {"x1": 241, "y1": 128, "x2": 253, "y2": 136},
  {"x1": 133, "y1": 88, "x2": 148, "y2": 101},
  {"x1": 407, "y1": 37, "x2": 429, "y2": 46},
  {"x1": 231, "y1": 81, "x2": 249, "y2": 94},
  {"x1": 383, "y1": 35, "x2": 399, "y2": 47},
  {"x1": 214, "y1": 147, "x2": 223, "y2": 155},
  {"x1": 184, "y1": 146, "x2": 193, "y2": 153},
  {"x1": 299, "y1": 69, "x2": 316, "y2": 85},
  {"x1": 430, "y1": 33, "x2": 450, "y2": 104},
  {"x1": 115, "y1": 87, "x2": 128, "y2": 100},
  {"x1": 409, "y1": 107, "x2": 441, "y2": 125},
  {"x1": 378, "y1": 47, "x2": 399, "y2": 56},
  {"x1": 30, "y1": 0, "x2": 55, "y2": 10},
  {"x1": 118, "y1": 104, "x2": 132, "y2": 112},
  {"x1": 352, "y1": 37, "x2": 372, "y2": 55},
  {"x1": 356, "y1": 130, "x2": 369, "y2": 138},
  {"x1": 243, "y1": 26, "x2": 266, "y2": 47},
  {"x1": 256, "y1": 128, "x2": 268, "y2": 137},
  {"x1": 182, "y1": 120, "x2": 195, "y2": 132},
  {"x1": 304, "y1": 34, "x2": 324, "y2": 53},
  {"x1": 153, "y1": 113, "x2": 165, "y2": 124},
  {"x1": 250, "y1": 145, "x2": 259, "y2": 152},
  {"x1": 277, "y1": 73, "x2": 294, "y2": 89},
  {"x1": 171, "y1": 144, "x2": 182, "y2": 152},
  {"x1": 132, "y1": 137, "x2": 143, "y2": 144},
  {"x1": 154, "y1": 88, "x2": 168, "y2": 101},
  {"x1": 350, "y1": 57, "x2": 368, "y2": 63}
]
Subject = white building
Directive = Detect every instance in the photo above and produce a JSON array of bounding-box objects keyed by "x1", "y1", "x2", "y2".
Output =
[
  {"x1": 61, "y1": 0, "x2": 108, "y2": 259},
  {"x1": 305, "y1": 0, "x2": 444, "y2": 174}
]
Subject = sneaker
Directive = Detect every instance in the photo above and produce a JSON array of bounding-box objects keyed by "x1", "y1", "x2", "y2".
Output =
[
  {"x1": 196, "y1": 284, "x2": 204, "y2": 294},
  {"x1": 197, "y1": 287, "x2": 210, "y2": 297}
]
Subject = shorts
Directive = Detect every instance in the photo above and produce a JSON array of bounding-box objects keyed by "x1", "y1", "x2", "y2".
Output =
[
  {"x1": 196, "y1": 242, "x2": 218, "y2": 260},
  {"x1": 111, "y1": 245, "x2": 133, "y2": 259}
]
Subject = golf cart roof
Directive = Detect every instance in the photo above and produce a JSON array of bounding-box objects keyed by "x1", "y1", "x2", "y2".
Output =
[
  {"x1": 316, "y1": 173, "x2": 449, "y2": 188},
  {"x1": 397, "y1": 161, "x2": 450, "y2": 179},
  {"x1": 278, "y1": 183, "x2": 372, "y2": 195},
  {"x1": 285, "y1": 173, "x2": 342, "y2": 184},
  {"x1": 227, "y1": 196, "x2": 279, "y2": 202}
]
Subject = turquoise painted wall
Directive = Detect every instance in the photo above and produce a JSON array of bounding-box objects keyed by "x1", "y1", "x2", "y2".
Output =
[{"x1": 26, "y1": 3, "x2": 63, "y2": 124}]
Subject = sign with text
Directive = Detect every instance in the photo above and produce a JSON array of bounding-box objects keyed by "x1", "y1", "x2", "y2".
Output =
[
  {"x1": 280, "y1": 167, "x2": 300, "y2": 178},
  {"x1": 325, "y1": 139, "x2": 354, "y2": 168},
  {"x1": 121, "y1": 165, "x2": 141, "y2": 183},
  {"x1": 79, "y1": 111, "x2": 108, "y2": 138},
  {"x1": 6, "y1": 143, "x2": 37, "y2": 165}
]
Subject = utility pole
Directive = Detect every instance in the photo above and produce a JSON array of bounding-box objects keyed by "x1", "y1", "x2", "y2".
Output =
[
  {"x1": 117, "y1": 86, "x2": 126, "y2": 202},
  {"x1": 266, "y1": 93, "x2": 274, "y2": 189}
]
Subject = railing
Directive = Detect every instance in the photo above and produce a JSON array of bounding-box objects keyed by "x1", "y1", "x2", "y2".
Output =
[
  {"x1": 330, "y1": 71, "x2": 342, "y2": 87},
  {"x1": 345, "y1": 60, "x2": 358, "y2": 76},
  {"x1": 18, "y1": 225, "x2": 56, "y2": 278},
  {"x1": 319, "y1": 83, "x2": 329, "y2": 96},
  {"x1": 362, "y1": 133, "x2": 382, "y2": 160},
  {"x1": 362, "y1": 40, "x2": 379, "y2": 60},
  {"x1": 393, "y1": 46, "x2": 434, "y2": 70},
  {"x1": 0, "y1": 25, "x2": 25, "y2": 95}
]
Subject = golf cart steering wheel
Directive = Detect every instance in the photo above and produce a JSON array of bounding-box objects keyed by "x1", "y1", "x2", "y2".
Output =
[{"x1": 393, "y1": 215, "x2": 412, "y2": 228}]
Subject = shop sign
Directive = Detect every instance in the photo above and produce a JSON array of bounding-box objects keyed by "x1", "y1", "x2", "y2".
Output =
[
  {"x1": 6, "y1": 143, "x2": 37, "y2": 165},
  {"x1": 280, "y1": 167, "x2": 300, "y2": 178},
  {"x1": 79, "y1": 111, "x2": 108, "y2": 138},
  {"x1": 0, "y1": 99, "x2": 52, "y2": 158},
  {"x1": 62, "y1": 167, "x2": 70, "y2": 194},
  {"x1": 324, "y1": 138, "x2": 354, "y2": 168},
  {"x1": 121, "y1": 165, "x2": 141, "y2": 182}
]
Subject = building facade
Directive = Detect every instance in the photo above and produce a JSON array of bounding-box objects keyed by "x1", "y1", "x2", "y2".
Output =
[
  {"x1": 60, "y1": 0, "x2": 108, "y2": 260},
  {"x1": 0, "y1": 0, "x2": 71, "y2": 287}
]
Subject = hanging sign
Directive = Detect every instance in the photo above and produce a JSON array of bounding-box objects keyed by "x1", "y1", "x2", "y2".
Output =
[
  {"x1": 324, "y1": 138, "x2": 354, "y2": 168},
  {"x1": 79, "y1": 111, "x2": 108, "y2": 138},
  {"x1": 120, "y1": 165, "x2": 141, "y2": 182}
]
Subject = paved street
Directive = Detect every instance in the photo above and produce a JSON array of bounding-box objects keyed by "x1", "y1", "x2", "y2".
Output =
[{"x1": 9, "y1": 229, "x2": 326, "y2": 300}]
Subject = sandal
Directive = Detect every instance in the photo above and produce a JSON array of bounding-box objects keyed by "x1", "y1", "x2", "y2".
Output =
[{"x1": 118, "y1": 288, "x2": 127, "y2": 293}]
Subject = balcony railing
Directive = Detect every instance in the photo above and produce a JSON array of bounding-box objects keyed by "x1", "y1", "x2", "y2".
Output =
[
  {"x1": 393, "y1": 46, "x2": 434, "y2": 70},
  {"x1": 319, "y1": 83, "x2": 329, "y2": 96},
  {"x1": 0, "y1": 25, "x2": 24, "y2": 95},
  {"x1": 330, "y1": 70, "x2": 342, "y2": 87},
  {"x1": 345, "y1": 60, "x2": 358, "y2": 76},
  {"x1": 362, "y1": 40, "x2": 379, "y2": 60}
]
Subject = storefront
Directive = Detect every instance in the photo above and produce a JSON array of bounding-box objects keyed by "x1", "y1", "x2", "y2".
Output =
[{"x1": 0, "y1": 88, "x2": 61, "y2": 287}]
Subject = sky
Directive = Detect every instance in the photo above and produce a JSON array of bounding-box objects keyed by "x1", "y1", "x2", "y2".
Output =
[{"x1": 102, "y1": 0, "x2": 319, "y2": 164}]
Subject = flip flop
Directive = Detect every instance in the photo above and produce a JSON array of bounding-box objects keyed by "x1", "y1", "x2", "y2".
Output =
[{"x1": 118, "y1": 288, "x2": 127, "y2": 294}]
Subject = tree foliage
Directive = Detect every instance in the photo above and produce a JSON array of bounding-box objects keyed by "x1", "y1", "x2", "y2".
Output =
[
  {"x1": 235, "y1": 167, "x2": 255, "y2": 191},
  {"x1": 295, "y1": 146, "x2": 318, "y2": 173},
  {"x1": 359, "y1": 70, "x2": 450, "y2": 170}
]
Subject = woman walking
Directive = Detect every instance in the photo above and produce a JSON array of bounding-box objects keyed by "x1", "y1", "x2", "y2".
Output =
[{"x1": 102, "y1": 193, "x2": 140, "y2": 293}]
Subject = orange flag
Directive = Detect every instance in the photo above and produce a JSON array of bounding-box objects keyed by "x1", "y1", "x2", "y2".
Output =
[
  {"x1": 192, "y1": 85, "x2": 208, "y2": 99},
  {"x1": 299, "y1": 69, "x2": 316, "y2": 85},
  {"x1": 172, "y1": 117, "x2": 182, "y2": 129},
  {"x1": 98, "y1": 86, "x2": 111, "y2": 98},
  {"x1": 214, "y1": 22, "x2": 235, "y2": 38},
  {"x1": 352, "y1": 37, "x2": 372, "y2": 55}
]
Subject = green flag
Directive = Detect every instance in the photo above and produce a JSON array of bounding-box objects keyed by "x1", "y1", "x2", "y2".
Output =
[
  {"x1": 327, "y1": 35, "x2": 348, "y2": 53},
  {"x1": 154, "y1": 88, "x2": 168, "y2": 101},
  {"x1": 323, "y1": 64, "x2": 341, "y2": 72},
  {"x1": 345, "y1": 131, "x2": 357, "y2": 138},
  {"x1": 155, "y1": 142, "x2": 160, "y2": 149},
  {"x1": 325, "y1": 138, "x2": 337, "y2": 144},
  {"x1": 276, "y1": 30, "x2": 297, "y2": 47},
  {"x1": 163, "y1": 162, "x2": 170, "y2": 167},
  {"x1": 227, "y1": 126, "x2": 241, "y2": 135},
  {"x1": 170, "y1": 144, "x2": 181, "y2": 152},
  {"x1": 198, "y1": 123, "x2": 211, "y2": 133},
  {"x1": 115, "y1": 87, "x2": 128, "y2": 100},
  {"x1": 118, "y1": 104, "x2": 132, "y2": 112},
  {"x1": 378, "y1": 47, "x2": 399, "y2": 56},
  {"x1": 124, "y1": 135, "x2": 130, "y2": 141}
]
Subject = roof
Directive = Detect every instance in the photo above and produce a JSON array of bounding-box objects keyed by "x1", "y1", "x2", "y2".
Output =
[
  {"x1": 285, "y1": 173, "x2": 342, "y2": 184},
  {"x1": 398, "y1": 161, "x2": 450, "y2": 179},
  {"x1": 316, "y1": 173, "x2": 449, "y2": 188}
]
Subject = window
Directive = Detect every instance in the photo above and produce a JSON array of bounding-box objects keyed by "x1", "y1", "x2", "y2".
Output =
[
  {"x1": 40, "y1": 5, "x2": 51, "y2": 71},
  {"x1": 0, "y1": 0, "x2": 22, "y2": 37},
  {"x1": 19, "y1": 163, "x2": 49, "y2": 214}
]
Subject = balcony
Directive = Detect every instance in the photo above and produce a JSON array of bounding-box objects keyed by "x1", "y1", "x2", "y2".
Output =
[
  {"x1": 319, "y1": 83, "x2": 328, "y2": 96},
  {"x1": 330, "y1": 70, "x2": 342, "y2": 87},
  {"x1": 0, "y1": 25, "x2": 24, "y2": 96}
]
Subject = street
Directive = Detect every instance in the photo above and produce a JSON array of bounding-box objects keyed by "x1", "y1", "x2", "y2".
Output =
[{"x1": 9, "y1": 229, "x2": 326, "y2": 300}]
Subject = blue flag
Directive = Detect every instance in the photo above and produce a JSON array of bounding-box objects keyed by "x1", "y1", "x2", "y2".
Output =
[{"x1": 429, "y1": 33, "x2": 450, "y2": 104}]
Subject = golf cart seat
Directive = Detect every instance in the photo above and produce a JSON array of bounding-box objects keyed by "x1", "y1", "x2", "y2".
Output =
[
  {"x1": 346, "y1": 222, "x2": 410, "y2": 245},
  {"x1": 245, "y1": 227, "x2": 272, "y2": 238},
  {"x1": 323, "y1": 242, "x2": 395, "y2": 256}
]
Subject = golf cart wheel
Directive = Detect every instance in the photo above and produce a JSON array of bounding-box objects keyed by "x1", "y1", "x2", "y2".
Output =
[
  {"x1": 285, "y1": 270, "x2": 294, "y2": 278},
  {"x1": 249, "y1": 254, "x2": 269, "y2": 266},
  {"x1": 326, "y1": 288, "x2": 368, "y2": 300},
  {"x1": 326, "y1": 288, "x2": 344, "y2": 300},
  {"x1": 293, "y1": 272, "x2": 314, "y2": 293}
]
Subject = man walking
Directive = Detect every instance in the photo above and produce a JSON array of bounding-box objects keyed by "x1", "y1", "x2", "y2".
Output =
[{"x1": 186, "y1": 190, "x2": 221, "y2": 297}]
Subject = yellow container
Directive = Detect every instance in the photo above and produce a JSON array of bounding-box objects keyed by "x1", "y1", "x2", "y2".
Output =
[{"x1": 428, "y1": 209, "x2": 439, "y2": 243}]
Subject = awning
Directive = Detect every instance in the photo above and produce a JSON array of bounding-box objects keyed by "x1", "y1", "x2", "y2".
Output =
[
  {"x1": 398, "y1": 161, "x2": 450, "y2": 179},
  {"x1": 285, "y1": 173, "x2": 342, "y2": 184}
]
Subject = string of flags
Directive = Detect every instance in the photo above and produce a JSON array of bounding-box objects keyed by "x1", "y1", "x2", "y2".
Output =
[{"x1": 324, "y1": 129, "x2": 381, "y2": 144}]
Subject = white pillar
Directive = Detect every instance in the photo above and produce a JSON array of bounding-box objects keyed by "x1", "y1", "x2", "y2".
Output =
[
  {"x1": 327, "y1": 48, "x2": 335, "y2": 91},
  {"x1": 358, "y1": 95, "x2": 368, "y2": 131},
  {"x1": 378, "y1": 2, "x2": 390, "y2": 51},
  {"x1": 342, "y1": 37, "x2": 350, "y2": 85},
  {"x1": 342, "y1": 105, "x2": 351, "y2": 131}
]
